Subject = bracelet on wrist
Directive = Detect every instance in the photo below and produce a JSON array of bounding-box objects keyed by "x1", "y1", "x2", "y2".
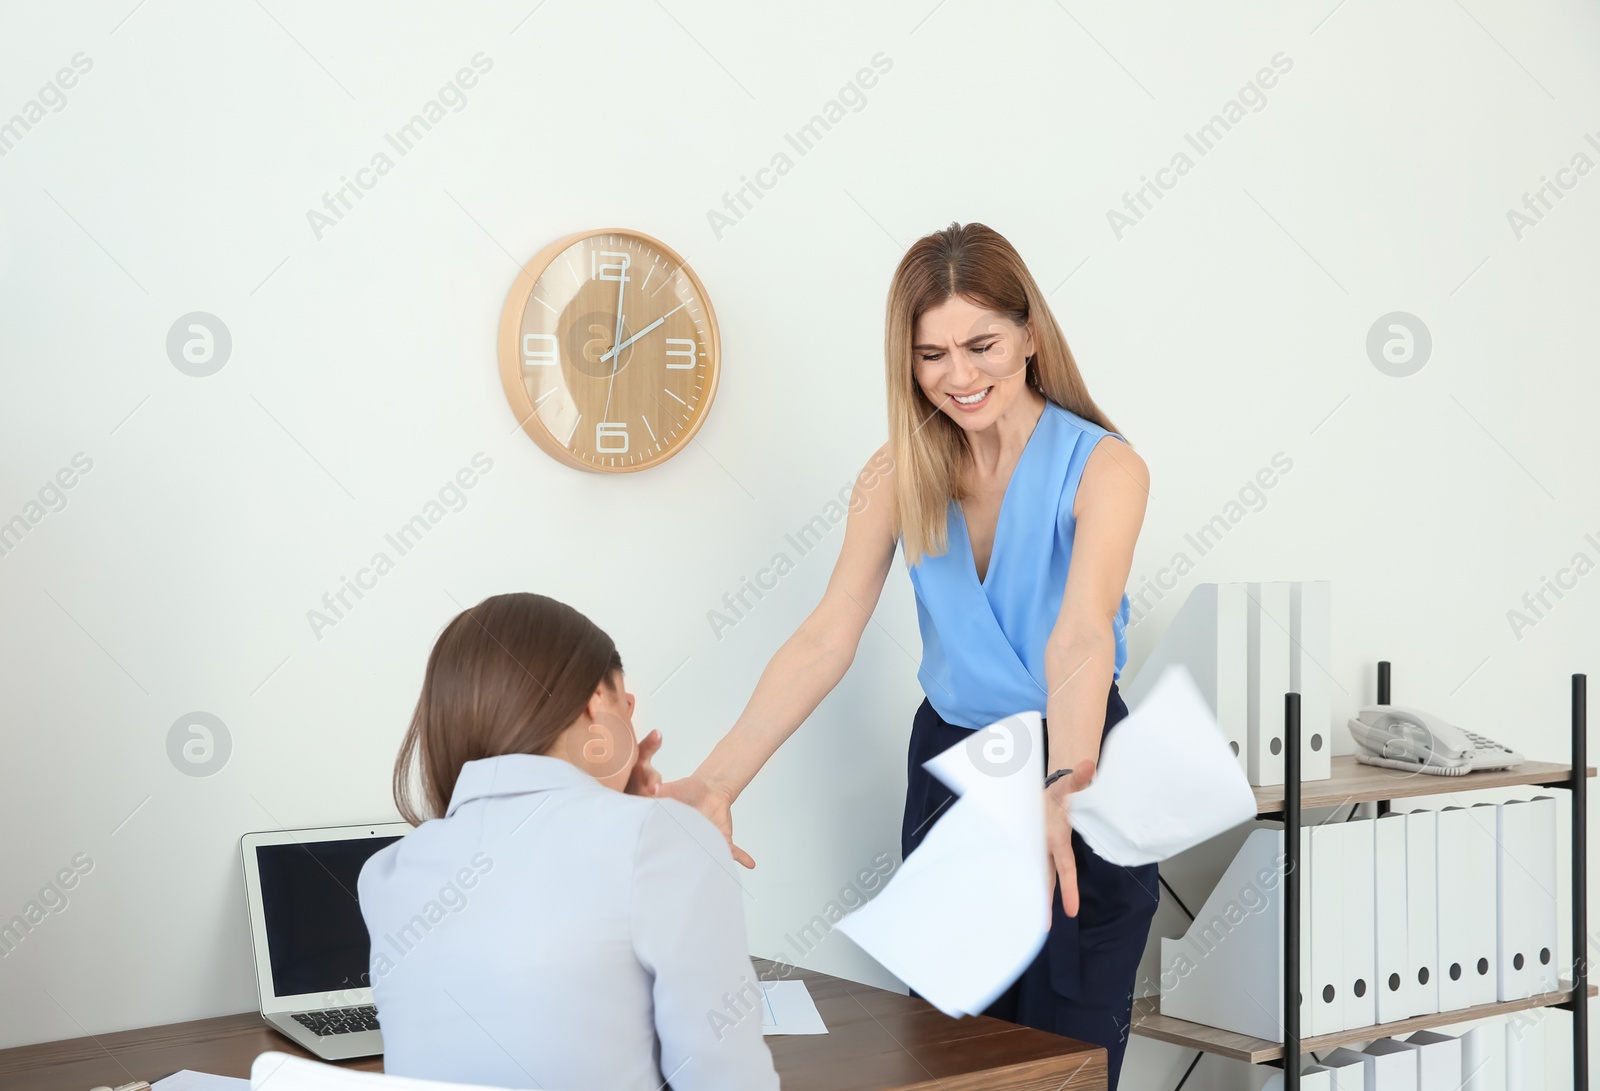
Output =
[{"x1": 1043, "y1": 766, "x2": 1074, "y2": 790}]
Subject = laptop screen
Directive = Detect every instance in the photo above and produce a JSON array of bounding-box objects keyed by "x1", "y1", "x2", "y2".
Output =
[{"x1": 255, "y1": 836, "x2": 401, "y2": 998}]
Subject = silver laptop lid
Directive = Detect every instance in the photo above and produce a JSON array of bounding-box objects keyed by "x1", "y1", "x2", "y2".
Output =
[{"x1": 241, "y1": 824, "x2": 409, "y2": 1015}]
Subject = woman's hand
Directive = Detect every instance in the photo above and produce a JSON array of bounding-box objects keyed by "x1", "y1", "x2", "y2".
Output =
[
  {"x1": 624, "y1": 729, "x2": 663, "y2": 797},
  {"x1": 656, "y1": 771, "x2": 756, "y2": 869},
  {"x1": 1044, "y1": 759, "x2": 1096, "y2": 917}
]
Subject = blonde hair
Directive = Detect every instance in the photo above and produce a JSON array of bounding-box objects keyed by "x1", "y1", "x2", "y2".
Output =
[{"x1": 885, "y1": 222, "x2": 1120, "y2": 565}]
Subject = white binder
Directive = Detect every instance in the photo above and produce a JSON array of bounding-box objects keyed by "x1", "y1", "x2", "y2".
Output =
[
  {"x1": 1156, "y1": 824, "x2": 1309, "y2": 1041},
  {"x1": 1124, "y1": 582, "x2": 1249, "y2": 772},
  {"x1": 1505, "y1": 1007, "x2": 1546, "y2": 1091},
  {"x1": 1309, "y1": 819, "x2": 1346, "y2": 1035},
  {"x1": 1246, "y1": 581, "x2": 1291, "y2": 786},
  {"x1": 1288, "y1": 580, "x2": 1333, "y2": 780},
  {"x1": 1296, "y1": 821, "x2": 1311, "y2": 1036},
  {"x1": 1374, "y1": 811, "x2": 1409, "y2": 1023},
  {"x1": 1460, "y1": 1021, "x2": 1504, "y2": 1091},
  {"x1": 1327, "y1": 1043, "x2": 1415, "y2": 1091},
  {"x1": 1403, "y1": 809, "x2": 1439, "y2": 1019},
  {"x1": 1343, "y1": 816, "x2": 1377, "y2": 1031},
  {"x1": 1215, "y1": 582, "x2": 1249, "y2": 770},
  {"x1": 1403, "y1": 1031, "x2": 1462, "y2": 1091},
  {"x1": 1467, "y1": 803, "x2": 1503, "y2": 1004},
  {"x1": 1363, "y1": 1039, "x2": 1422, "y2": 1091},
  {"x1": 1496, "y1": 796, "x2": 1559, "y2": 1001},
  {"x1": 1437, "y1": 805, "x2": 1498, "y2": 1009},
  {"x1": 1320, "y1": 1048, "x2": 1370, "y2": 1091},
  {"x1": 1263, "y1": 1066, "x2": 1333, "y2": 1091}
]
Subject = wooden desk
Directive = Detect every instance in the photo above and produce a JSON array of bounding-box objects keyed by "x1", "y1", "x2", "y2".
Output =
[{"x1": 0, "y1": 960, "x2": 1105, "y2": 1091}]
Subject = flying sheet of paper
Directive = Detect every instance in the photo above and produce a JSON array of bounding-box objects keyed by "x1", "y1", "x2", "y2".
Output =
[
  {"x1": 835, "y1": 710, "x2": 1051, "y2": 1018},
  {"x1": 1070, "y1": 664, "x2": 1258, "y2": 866},
  {"x1": 759, "y1": 979, "x2": 828, "y2": 1034},
  {"x1": 153, "y1": 1071, "x2": 250, "y2": 1091}
]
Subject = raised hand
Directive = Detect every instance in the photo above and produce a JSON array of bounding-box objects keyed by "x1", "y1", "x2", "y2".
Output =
[
  {"x1": 1044, "y1": 759, "x2": 1096, "y2": 917},
  {"x1": 656, "y1": 771, "x2": 756, "y2": 869},
  {"x1": 624, "y1": 729, "x2": 663, "y2": 797}
]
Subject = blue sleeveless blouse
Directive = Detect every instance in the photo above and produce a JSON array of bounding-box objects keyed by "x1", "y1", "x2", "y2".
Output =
[{"x1": 905, "y1": 401, "x2": 1131, "y2": 730}]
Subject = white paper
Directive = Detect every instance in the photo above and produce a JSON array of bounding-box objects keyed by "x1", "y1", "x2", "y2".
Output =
[
  {"x1": 835, "y1": 710, "x2": 1051, "y2": 1018},
  {"x1": 838, "y1": 671, "x2": 1256, "y2": 1015},
  {"x1": 759, "y1": 980, "x2": 827, "y2": 1035},
  {"x1": 251, "y1": 1051, "x2": 516, "y2": 1090},
  {"x1": 153, "y1": 1071, "x2": 250, "y2": 1091},
  {"x1": 1070, "y1": 664, "x2": 1259, "y2": 866}
]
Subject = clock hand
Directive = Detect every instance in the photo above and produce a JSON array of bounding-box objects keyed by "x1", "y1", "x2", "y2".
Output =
[
  {"x1": 610, "y1": 274, "x2": 626, "y2": 372},
  {"x1": 599, "y1": 316, "x2": 665, "y2": 362},
  {"x1": 599, "y1": 301, "x2": 684, "y2": 362},
  {"x1": 600, "y1": 267, "x2": 628, "y2": 429},
  {"x1": 601, "y1": 312, "x2": 622, "y2": 424}
]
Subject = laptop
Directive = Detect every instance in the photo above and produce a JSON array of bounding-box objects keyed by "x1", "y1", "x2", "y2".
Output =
[{"x1": 241, "y1": 823, "x2": 410, "y2": 1060}]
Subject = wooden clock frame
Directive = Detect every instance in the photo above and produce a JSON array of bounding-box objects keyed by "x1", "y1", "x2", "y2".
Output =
[{"x1": 497, "y1": 227, "x2": 722, "y2": 474}]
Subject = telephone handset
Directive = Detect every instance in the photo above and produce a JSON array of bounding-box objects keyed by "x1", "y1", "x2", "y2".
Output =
[{"x1": 1347, "y1": 704, "x2": 1524, "y2": 776}]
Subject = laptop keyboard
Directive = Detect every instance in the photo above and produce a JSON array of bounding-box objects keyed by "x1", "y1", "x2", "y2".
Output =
[{"x1": 292, "y1": 1005, "x2": 380, "y2": 1036}]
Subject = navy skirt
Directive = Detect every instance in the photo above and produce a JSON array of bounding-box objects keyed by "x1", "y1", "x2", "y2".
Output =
[{"x1": 900, "y1": 681, "x2": 1159, "y2": 1091}]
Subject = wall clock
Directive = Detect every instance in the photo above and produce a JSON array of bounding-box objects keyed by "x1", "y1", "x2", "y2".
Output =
[{"x1": 498, "y1": 228, "x2": 721, "y2": 473}]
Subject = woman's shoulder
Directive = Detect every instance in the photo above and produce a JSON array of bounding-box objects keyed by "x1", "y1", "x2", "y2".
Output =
[
  {"x1": 1045, "y1": 399, "x2": 1120, "y2": 444},
  {"x1": 853, "y1": 440, "x2": 900, "y2": 534},
  {"x1": 563, "y1": 785, "x2": 718, "y2": 852},
  {"x1": 564, "y1": 789, "x2": 730, "y2": 856},
  {"x1": 1041, "y1": 402, "x2": 1146, "y2": 517},
  {"x1": 859, "y1": 441, "x2": 896, "y2": 490},
  {"x1": 616, "y1": 795, "x2": 738, "y2": 885}
]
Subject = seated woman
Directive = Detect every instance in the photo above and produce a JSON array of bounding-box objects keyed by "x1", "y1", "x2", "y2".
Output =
[{"x1": 358, "y1": 592, "x2": 779, "y2": 1091}]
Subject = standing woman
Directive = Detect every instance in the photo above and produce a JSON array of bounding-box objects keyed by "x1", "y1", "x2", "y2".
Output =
[{"x1": 661, "y1": 221, "x2": 1158, "y2": 1088}]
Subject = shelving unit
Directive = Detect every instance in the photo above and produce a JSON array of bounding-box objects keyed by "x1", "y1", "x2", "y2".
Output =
[
  {"x1": 1131, "y1": 984, "x2": 1595, "y2": 1065},
  {"x1": 1134, "y1": 662, "x2": 1593, "y2": 1089}
]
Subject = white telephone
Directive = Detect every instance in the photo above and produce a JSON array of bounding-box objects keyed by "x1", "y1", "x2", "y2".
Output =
[{"x1": 1347, "y1": 705, "x2": 1523, "y2": 776}]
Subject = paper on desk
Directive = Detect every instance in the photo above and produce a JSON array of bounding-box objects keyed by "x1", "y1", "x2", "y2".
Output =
[
  {"x1": 152, "y1": 1071, "x2": 250, "y2": 1091},
  {"x1": 1070, "y1": 664, "x2": 1257, "y2": 866},
  {"x1": 759, "y1": 979, "x2": 827, "y2": 1034},
  {"x1": 835, "y1": 710, "x2": 1051, "y2": 1018}
]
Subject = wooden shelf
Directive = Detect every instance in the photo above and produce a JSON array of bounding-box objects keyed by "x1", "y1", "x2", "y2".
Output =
[
  {"x1": 1252, "y1": 755, "x2": 1595, "y2": 814},
  {"x1": 1130, "y1": 984, "x2": 1597, "y2": 1063}
]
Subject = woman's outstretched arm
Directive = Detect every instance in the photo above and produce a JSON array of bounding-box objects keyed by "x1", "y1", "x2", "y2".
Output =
[
  {"x1": 658, "y1": 445, "x2": 899, "y2": 866},
  {"x1": 1043, "y1": 434, "x2": 1149, "y2": 915}
]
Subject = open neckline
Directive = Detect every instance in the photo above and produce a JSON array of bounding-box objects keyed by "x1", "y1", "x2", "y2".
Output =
[{"x1": 956, "y1": 402, "x2": 1051, "y2": 589}]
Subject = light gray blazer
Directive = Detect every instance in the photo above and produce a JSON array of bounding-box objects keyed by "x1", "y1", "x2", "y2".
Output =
[{"x1": 358, "y1": 753, "x2": 779, "y2": 1091}]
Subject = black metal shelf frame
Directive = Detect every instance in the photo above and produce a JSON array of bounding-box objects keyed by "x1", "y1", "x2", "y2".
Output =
[{"x1": 1274, "y1": 664, "x2": 1589, "y2": 1090}]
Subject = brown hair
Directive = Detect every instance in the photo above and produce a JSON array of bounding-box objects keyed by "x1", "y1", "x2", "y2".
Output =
[
  {"x1": 392, "y1": 592, "x2": 623, "y2": 824},
  {"x1": 885, "y1": 222, "x2": 1120, "y2": 565}
]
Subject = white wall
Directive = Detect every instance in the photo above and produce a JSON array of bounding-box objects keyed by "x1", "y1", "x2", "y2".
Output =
[{"x1": 2, "y1": 0, "x2": 1597, "y2": 1085}]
